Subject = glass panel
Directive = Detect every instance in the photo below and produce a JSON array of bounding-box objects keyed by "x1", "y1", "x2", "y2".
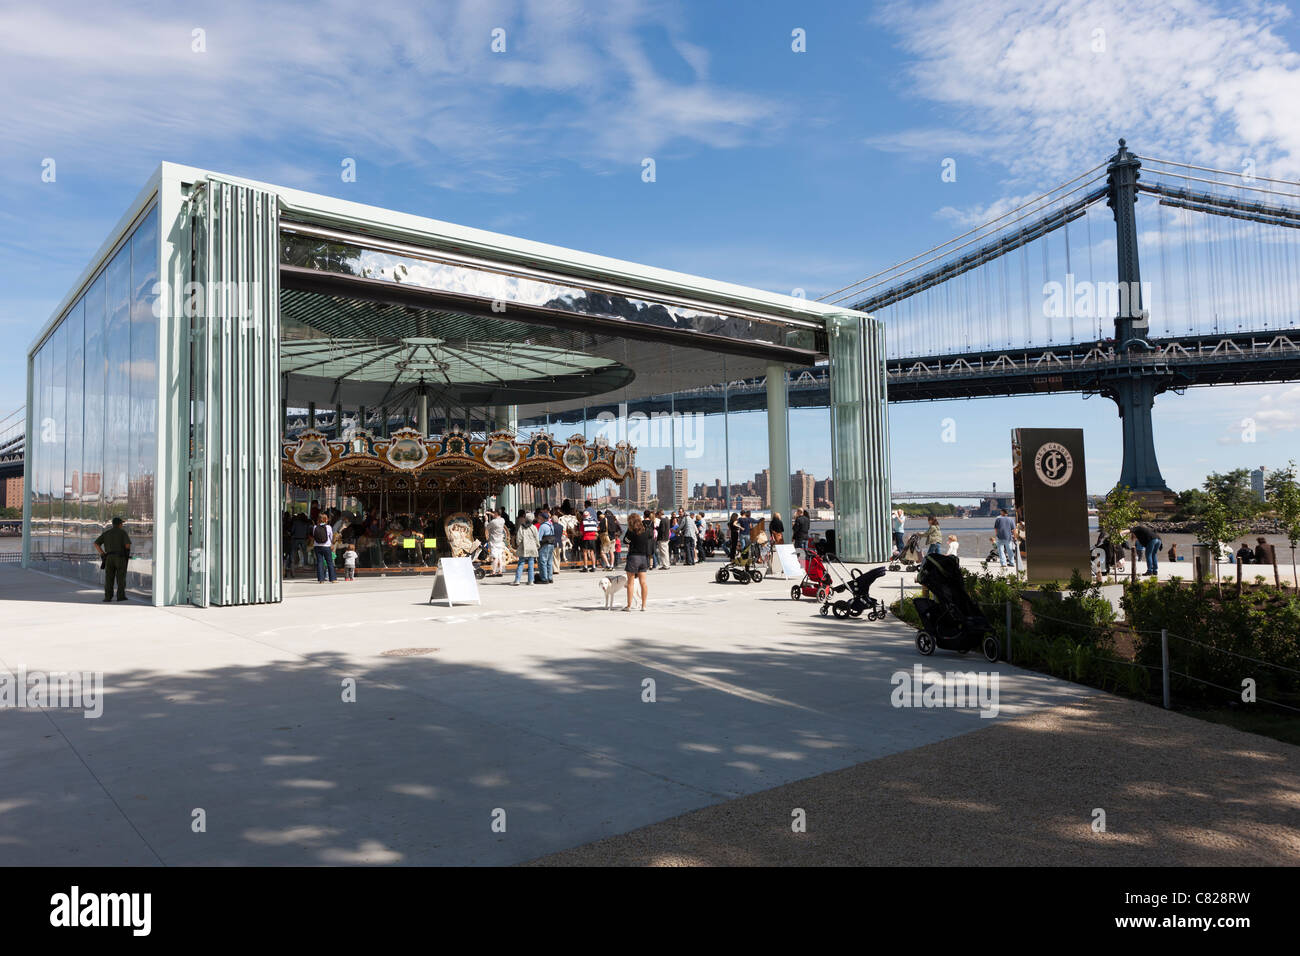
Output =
[
  {"x1": 29, "y1": 346, "x2": 45, "y2": 557},
  {"x1": 82, "y1": 274, "x2": 107, "y2": 582},
  {"x1": 49, "y1": 321, "x2": 66, "y2": 561},
  {"x1": 105, "y1": 246, "x2": 131, "y2": 528},
  {"x1": 26, "y1": 206, "x2": 159, "y2": 587},
  {"x1": 280, "y1": 233, "x2": 820, "y2": 353},
  {"x1": 65, "y1": 299, "x2": 85, "y2": 575},
  {"x1": 829, "y1": 314, "x2": 866, "y2": 561},
  {"x1": 129, "y1": 207, "x2": 159, "y2": 593}
]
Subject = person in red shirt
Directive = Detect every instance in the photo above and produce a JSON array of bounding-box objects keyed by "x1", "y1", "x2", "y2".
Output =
[{"x1": 579, "y1": 500, "x2": 599, "y2": 572}]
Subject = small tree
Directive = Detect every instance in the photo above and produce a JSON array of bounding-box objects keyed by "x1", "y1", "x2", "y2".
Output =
[
  {"x1": 1266, "y1": 462, "x2": 1300, "y2": 589},
  {"x1": 1203, "y1": 468, "x2": 1260, "y2": 522},
  {"x1": 1099, "y1": 485, "x2": 1144, "y2": 583},
  {"x1": 1195, "y1": 493, "x2": 1249, "y2": 598}
]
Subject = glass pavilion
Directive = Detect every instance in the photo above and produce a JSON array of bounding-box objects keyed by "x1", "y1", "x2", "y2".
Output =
[{"x1": 24, "y1": 163, "x2": 890, "y2": 606}]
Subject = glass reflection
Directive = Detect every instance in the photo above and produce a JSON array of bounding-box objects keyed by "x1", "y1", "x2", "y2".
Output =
[
  {"x1": 25, "y1": 206, "x2": 157, "y2": 595},
  {"x1": 281, "y1": 234, "x2": 820, "y2": 353}
]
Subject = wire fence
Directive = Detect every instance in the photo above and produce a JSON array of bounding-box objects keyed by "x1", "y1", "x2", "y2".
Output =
[{"x1": 890, "y1": 583, "x2": 1300, "y2": 717}]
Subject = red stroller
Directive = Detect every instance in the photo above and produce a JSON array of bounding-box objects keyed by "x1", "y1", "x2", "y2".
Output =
[{"x1": 790, "y1": 548, "x2": 834, "y2": 602}]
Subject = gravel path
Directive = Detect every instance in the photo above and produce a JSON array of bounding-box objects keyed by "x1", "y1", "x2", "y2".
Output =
[{"x1": 526, "y1": 695, "x2": 1300, "y2": 866}]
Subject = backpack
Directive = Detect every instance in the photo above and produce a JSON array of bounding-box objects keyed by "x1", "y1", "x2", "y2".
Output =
[{"x1": 312, "y1": 524, "x2": 329, "y2": 544}]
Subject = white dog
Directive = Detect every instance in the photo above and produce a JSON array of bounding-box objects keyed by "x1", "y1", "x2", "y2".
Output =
[{"x1": 599, "y1": 574, "x2": 638, "y2": 609}]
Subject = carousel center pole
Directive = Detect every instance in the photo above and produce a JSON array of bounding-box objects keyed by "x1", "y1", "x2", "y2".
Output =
[{"x1": 495, "y1": 404, "x2": 518, "y2": 517}]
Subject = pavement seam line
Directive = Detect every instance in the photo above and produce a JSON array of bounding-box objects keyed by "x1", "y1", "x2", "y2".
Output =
[{"x1": 0, "y1": 649, "x2": 167, "y2": 867}]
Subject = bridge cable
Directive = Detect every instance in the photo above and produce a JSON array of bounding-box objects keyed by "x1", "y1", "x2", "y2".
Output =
[
  {"x1": 1157, "y1": 196, "x2": 1169, "y2": 338},
  {"x1": 1064, "y1": 215, "x2": 1073, "y2": 340},
  {"x1": 1086, "y1": 206, "x2": 1098, "y2": 341},
  {"x1": 1042, "y1": 226, "x2": 1051, "y2": 343},
  {"x1": 1180, "y1": 202, "x2": 1195, "y2": 334},
  {"x1": 1141, "y1": 166, "x2": 1300, "y2": 202},
  {"x1": 818, "y1": 161, "x2": 1109, "y2": 302},
  {"x1": 1136, "y1": 155, "x2": 1300, "y2": 188}
]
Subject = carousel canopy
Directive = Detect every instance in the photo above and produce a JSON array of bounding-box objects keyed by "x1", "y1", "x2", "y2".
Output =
[{"x1": 281, "y1": 426, "x2": 635, "y2": 495}]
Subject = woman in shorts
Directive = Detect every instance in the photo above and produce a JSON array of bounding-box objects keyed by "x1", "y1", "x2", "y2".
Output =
[{"x1": 622, "y1": 512, "x2": 654, "y2": 611}]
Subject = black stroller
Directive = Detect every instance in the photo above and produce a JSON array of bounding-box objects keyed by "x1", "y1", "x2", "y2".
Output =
[
  {"x1": 819, "y1": 565, "x2": 889, "y2": 620},
  {"x1": 889, "y1": 532, "x2": 924, "y2": 572},
  {"x1": 911, "y1": 553, "x2": 1000, "y2": 661}
]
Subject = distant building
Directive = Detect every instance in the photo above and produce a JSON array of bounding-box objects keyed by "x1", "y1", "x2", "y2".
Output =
[
  {"x1": 3, "y1": 475, "x2": 21, "y2": 509},
  {"x1": 625, "y1": 468, "x2": 653, "y2": 508},
  {"x1": 814, "y1": 478, "x2": 834, "y2": 507},
  {"x1": 656, "y1": 466, "x2": 688, "y2": 509},
  {"x1": 1251, "y1": 466, "x2": 1267, "y2": 501},
  {"x1": 790, "y1": 470, "x2": 815, "y2": 511}
]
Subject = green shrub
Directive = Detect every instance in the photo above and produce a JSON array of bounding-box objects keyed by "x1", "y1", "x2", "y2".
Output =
[{"x1": 1123, "y1": 581, "x2": 1300, "y2": 707}]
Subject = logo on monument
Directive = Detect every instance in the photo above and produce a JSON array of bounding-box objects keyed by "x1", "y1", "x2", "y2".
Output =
[{"x1": 1033, "y1": 442, "x2": 1073, "y2": 487}]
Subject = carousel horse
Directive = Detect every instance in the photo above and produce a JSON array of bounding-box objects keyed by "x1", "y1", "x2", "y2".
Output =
[
  {"x1": 443, "y1": 514, "x2": 480, "y2": 558},
  {"x1": 554, "y1": 513, "x2": 578, "y2": 565}
]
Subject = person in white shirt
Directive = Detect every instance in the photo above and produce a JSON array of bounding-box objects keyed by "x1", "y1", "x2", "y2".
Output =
[
  {"x1": 487, "y1": 510, "x2": 507, "y2": 577},
  {"x1": 945, "y1": 534, "x2": 960, "y2": 557}
]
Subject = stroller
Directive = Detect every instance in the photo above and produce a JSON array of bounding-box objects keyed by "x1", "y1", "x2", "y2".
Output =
[
  {"x1": 819, "y1": 565, "x2": 889, "y2": 620},
  {"x1": 911, "y1": 553, "x2": 1000, "y2": 661},
  {"x1": 889, "y1": 532, "x2": 924, "y2": 572},
  {"x1": 715, "y1": 539, "x2": 764, "y2": 584},
  {"x1": 790, "y1": 547, "x2": 834, "y2": 602}
]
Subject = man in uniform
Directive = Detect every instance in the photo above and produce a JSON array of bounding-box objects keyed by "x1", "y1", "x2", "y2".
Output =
[{"x1": 94, "y1": 516, "x2": 131, "y2": 602}]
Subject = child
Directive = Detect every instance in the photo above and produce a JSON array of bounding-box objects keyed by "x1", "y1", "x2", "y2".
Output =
[
  {"x1": 343, "y1": 545, "x2": 358, "y2": 581},
  {"x1": 945, "y1": 534, "x2": 960, "y2": 557}
]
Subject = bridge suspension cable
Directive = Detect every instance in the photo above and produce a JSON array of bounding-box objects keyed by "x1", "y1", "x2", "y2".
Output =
[
  {"x1": 1137, "y1": 154, "x2": 1300, "y2": 189},
  {"x1": 829, "y1": 174, "x2": 1109, "y2": 309},
  {"x1": 818, "y1": 161, "x2": 1109, "y2": 305}
]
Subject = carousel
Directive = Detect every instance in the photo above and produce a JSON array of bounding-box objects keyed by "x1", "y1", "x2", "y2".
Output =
[{"x1": 282, "y1": 425, "x2": 636, "y2": 569}]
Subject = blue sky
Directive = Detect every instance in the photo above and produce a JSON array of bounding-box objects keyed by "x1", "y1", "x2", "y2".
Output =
[{"x1": 2, "y1": 0, "x2": 1299, "y2": 494}]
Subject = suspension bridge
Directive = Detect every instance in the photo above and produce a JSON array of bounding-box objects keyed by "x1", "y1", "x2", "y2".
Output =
[
  {"x1": 7, "y1": 141, "x2": 1300, "y2": 501},
  {"x1": 530, "y1": 140, "x2": 1300, "y2": 502}
]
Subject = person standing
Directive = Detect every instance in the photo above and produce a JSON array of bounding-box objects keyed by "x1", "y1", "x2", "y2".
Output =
[
  {"x1": 312, "y1": 514, "x2": 336, "y2": 583},
  {"x1": 536, "y1": 510, "x2": 556, "y2": 583},
  {"x1": 342, "y1": 545, "x2": 358, "y2": 581},
  {"x1": 487, "y1": 510, "x2": 507, "y2": 577},
  {"x1": 513, "y1": 510, "x2": 539, "y2": 585},
  {"x1": 656, "y1": 510, "x2": 672, "y2": 570},
  {"x1": 680, "y1": 504, "x2": 697, "y2": 565},
  {"x1": 891, "y1": 510, "x2": 905, "y2": 557},
  {"x1": 992, "y1": 508, "x2": 1018, "y2": 570},
  {"x1": 579, "y1": 500, "x2": 599, "y2": 573},
  {"x1": 924, "y1": 516, "x2": 943, "y2": 555},
  {"x1": 792, "y1": 508, "x2": 810, "y2": 553},
  {"x1": 364, "y1": 508, "x2": 386, "y2": 569},
  {"x1": 622, "y1": 512, "x2": 653, "y2": 610},
  {"x1": 605, "y1": 509, "x2": 621, "y2": 569},
  {"x1": 93, "y1": 516, "x2": 132, "y2": 602},
  {"x1": 1131, "y1": 523, "x2": 1162, "y2": 577}
]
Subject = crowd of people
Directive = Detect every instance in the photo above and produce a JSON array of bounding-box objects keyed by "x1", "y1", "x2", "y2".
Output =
[{"x1": 282, "y1": 498, "x2": 822, "y2": 587}]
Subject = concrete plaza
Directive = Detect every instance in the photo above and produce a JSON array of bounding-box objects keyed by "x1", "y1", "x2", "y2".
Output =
[{"x1": 0, "y1": 555, "x2": 1100, "y2": 866}]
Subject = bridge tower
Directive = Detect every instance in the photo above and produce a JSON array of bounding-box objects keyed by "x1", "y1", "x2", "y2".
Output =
[{"x1": 1100, "y1": 139, "x2": 1174, "y2": 507}]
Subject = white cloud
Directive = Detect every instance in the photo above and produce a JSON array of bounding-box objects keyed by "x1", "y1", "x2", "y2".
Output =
[
  {"x1": 0, "y1": 0, "x2": 778, "y2": 189},
  {"x1": 876, "y1": 0, "x2": 1300, "y2": 182}
]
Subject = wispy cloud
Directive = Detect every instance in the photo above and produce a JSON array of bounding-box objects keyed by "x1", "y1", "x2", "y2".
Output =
[
  {"x1": 0, "y1": 0, "x2": 779, "y2": 190},
  {"x1": 874, "y1": 0, "x2": 1300, "y2": 183}
]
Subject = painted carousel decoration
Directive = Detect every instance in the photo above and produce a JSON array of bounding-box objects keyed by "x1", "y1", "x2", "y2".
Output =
[{"x1": 281, "y1": 427, "x2": 636, "y2": 495}]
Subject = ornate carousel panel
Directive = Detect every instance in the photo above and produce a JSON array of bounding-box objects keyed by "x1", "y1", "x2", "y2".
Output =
[{"x1": 281, "y1": 427, "x2": 636, "y2": 492}]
